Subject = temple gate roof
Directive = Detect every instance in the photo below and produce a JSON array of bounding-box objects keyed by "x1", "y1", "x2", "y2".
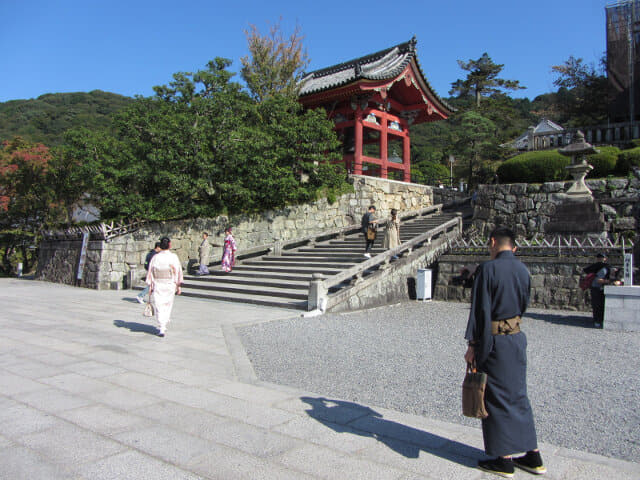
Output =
[{"x1": 299, "y1": 37, "x2": 454, "y2": 123}]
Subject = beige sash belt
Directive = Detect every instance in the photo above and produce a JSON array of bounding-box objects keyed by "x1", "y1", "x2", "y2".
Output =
[{"x1": 491, "y1": 316, "x2": 521, "y2": 335}]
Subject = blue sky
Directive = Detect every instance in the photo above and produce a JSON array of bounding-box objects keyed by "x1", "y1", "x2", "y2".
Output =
[{"x1": 0, "y1": 0, "x2": 611, "y2": 103}]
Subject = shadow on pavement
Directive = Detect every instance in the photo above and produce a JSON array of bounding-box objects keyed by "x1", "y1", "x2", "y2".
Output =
[
  {"x1": 525, "y1": 311, "x2": 595, "y2": 328},
  {"x1": 113, "y1": 320, "x2": 158, "y2": 335},
  {"x1": 301, "y1": 396, "x2": 482, "y2": 465}
]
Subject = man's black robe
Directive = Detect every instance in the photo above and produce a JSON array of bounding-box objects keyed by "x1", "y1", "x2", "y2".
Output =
[{"x1": 465, "y1": 250, "x2": 538, "y2": 457}]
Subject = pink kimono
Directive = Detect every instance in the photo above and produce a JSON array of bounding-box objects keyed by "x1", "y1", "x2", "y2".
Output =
[{"x1": 221, "y1": 234, "x2": 237, "y2": 272}]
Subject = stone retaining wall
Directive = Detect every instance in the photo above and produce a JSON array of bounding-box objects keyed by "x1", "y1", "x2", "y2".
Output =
[
  {"x1": 473, "y1": 175, "x2": 640, "y2": 239},
  {"x1": 37, "y1": 175, "x2": 433, "y2": 289},
  {"x1": 435, "y1": 254, "x2": 624, "y2": 312},
  {"x1": 432, "y1": 187, "x2": 468, "y2": 207}
]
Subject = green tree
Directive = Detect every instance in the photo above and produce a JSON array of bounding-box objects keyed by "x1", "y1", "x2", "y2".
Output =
[
  {"x1": 452, "y1": 111, "x2": 496, "y2": 186},
  {"x1": 449, "y1": 53, "x2": 525, "y2": 107},
  {"x1": 240, "y1": 20, "x2": 309, "y2": 102},
  {"x1": 66, "y1": 58, "x2": 249, "y2": 221},
  {"x1": 550, "y1": 55, "x2": 608, "y2": 125},
  {"x1": 63, "y1": 58, "x2": 345, "y2": 221}
]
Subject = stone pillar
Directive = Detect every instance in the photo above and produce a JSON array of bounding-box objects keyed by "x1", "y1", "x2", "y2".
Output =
[{"x1": 308, "y1": 273, "x2": 328, "y2": 312}]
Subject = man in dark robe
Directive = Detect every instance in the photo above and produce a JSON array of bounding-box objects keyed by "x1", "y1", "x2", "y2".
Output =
[
  {"x1": 583, "y1": 252, "x2": 611, "y2": 328},
  {"x1": 464, "y1": 227, "x2": 546, "y2": 478}
]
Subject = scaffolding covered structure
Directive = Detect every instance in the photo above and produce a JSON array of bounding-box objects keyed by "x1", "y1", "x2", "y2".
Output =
[{"x1": 607, "y1": 0, "x2": 640, "y2": 123}]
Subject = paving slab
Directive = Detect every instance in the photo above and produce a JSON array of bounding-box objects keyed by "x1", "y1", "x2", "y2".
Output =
[{"x1": 0, "y1": 278, "x2": 638, "y2": 480}]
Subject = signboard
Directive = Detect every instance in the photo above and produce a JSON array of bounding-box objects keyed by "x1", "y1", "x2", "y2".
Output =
[
  {"x1": 77, "y1": 232, "x2": 89, "y2": 280},
  {"x1": 624, "y1": 253, "x2": 633, "y2": 285}
]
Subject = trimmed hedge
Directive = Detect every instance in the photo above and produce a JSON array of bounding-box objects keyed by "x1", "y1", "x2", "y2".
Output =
[
  {"x1": 497, "y1": 151, "x2": 570, "y2": 183},
  {"x1": 616, "y1": 147, "x2": 640, "y2": 174},
  {"x1": 587, "y1": 146, "x2": 619, "y2": 178}
]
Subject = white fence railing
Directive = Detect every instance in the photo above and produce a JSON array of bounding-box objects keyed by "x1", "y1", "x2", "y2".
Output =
[{"x1": 450, "y1": 234, "x2": 634, "y2": 256}]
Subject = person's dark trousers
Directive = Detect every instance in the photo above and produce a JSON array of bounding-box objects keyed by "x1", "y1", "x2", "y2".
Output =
[
  {"x1": 590, "y1": 287, "x2": 605, "y2": 326},
  {"x1": 364, "y1": 234, "x2": 375, "y2": 253}
]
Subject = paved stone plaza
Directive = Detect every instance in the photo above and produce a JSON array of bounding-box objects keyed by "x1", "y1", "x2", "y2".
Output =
[{"x1": 0, "y1": 278, "x2": 638, "y2": 479}]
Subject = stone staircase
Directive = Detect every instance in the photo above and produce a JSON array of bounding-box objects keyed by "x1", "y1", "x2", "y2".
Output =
[{"x1": 178, "y1": 207, "x2": 461, "y2": 310}]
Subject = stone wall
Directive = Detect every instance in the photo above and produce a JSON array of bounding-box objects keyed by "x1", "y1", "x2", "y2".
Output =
[
  {"x1": 37, "y1": 175, "x2": 433, "y2": 289},
  {"x1": 37, "y1": 239, "x2": 108, "y2": 288},
  {"x1": 435, "y1": 254, "x2": 624, "y2": 312},
  {"x1": 432, "y1": 187, "x2": 469, "y2": 207},
  {"x1": 473, "y1": 175, "x2": 640, "y2": 239}
]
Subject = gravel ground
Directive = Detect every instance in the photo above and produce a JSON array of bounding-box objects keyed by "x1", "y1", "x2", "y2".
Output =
[{"x1": 237, "y1": 301, "x2": 640, "y2": 463}]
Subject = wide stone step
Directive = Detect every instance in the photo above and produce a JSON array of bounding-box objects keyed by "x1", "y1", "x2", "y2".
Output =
[
  {"x1": 183, "y1": 274, "x2": 310, "y2": 290},
  {"x1": 297, "y1": 247, "x2": 386, "y2": 254},
  {"x1": 245, "y1": 259, "x2": 359, "y2": 268},
  {"x1": 180, "y1": 290, "x2": 307, "y2": 310},
  {"x1": 231, "y1": 265, "x2": 343, "y2": 275},
  {"x1": 201, "y1": 270, "x2": 313, "y2": 282},
  {"x1": 279, "y1": 252, "x2": 371, "y2": 261},
  {"x1": 181, "y1": 281, "x2": 308, "y2": 300}
]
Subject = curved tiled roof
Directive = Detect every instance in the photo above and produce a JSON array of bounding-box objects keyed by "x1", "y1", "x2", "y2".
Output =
[{"x1": 299, "y1": 37, "x2": 453, "y2": 113}]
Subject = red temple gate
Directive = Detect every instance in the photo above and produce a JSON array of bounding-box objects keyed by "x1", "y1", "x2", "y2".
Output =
[{"x1": 299, "y1": 37, "x2": 453, "y2": 182}]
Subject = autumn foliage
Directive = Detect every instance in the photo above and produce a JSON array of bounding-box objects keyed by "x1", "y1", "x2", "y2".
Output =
[{"x1": 0, "y1": 137, "x2": 51, "y2": 213}]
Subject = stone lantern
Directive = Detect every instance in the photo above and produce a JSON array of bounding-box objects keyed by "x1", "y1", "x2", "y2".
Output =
[
  {"x1": 558, "y1": 131, "x2": 598, "y2": 196},
  {"x1": 544, "y1": 131, "x2": 605, "y2": 236}
]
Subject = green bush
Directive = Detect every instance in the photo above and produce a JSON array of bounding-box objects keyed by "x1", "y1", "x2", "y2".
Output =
[
  {"x1": 616, "y1": 147, "x2": 640, "y2": 174},
  {"x1": 497, "y1": 150, "x2": 569, "y2": 183},
  {"x1": 586, "y1": 146, "x2": 619, "y2": 178}
]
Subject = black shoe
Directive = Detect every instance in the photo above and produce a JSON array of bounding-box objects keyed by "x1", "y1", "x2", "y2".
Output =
[
  {"x1": 157, "y1": 332, "x2": 165, "y2": 338},
  {"x1": 478, "y1": 457, "x2": 514, "y2": 478},
  {"x1": 513, "y1": 450, "x2": 547, "y2": 475}
]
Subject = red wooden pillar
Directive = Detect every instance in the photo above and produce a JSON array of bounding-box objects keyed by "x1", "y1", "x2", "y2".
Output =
[
  {"x1": 403, "y1": 129, "x2": 411, "y2": 182},
  {"x1": 380, "y1": 112, "x2": 388, "y2": 179},
  {"x1": 353, "y1": 109, "x2": 363, "y2": 175}
]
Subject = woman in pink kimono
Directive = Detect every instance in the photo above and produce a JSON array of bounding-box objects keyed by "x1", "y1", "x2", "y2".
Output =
[
  {"x1": 221, "y1": 227, "x2": 237, "y2": 273},
  {"x1": 146, "y1": 237, "x2": 183, "y2": 337}
]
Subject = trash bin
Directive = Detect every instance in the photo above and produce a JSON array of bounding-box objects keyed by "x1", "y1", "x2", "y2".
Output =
[{"x1": 416, "y1": 268, "x2": 432, "y2": 301}]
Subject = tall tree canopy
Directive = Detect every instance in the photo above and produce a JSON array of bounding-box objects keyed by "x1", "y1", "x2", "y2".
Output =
[
  {"x1": 550, "y1": 55, "x2": 608, "y2": 126},
  {"x1": 449, "y1": 53, "x2": 525, "y2": 107},
  {"x1": 62, "y1": 57, "x2": 345, "y2": 221},
  {"x1": 240, "y1": 20, "x2": 309, "y2": 102}
]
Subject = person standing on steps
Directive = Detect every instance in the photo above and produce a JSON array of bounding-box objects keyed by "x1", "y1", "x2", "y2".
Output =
[
  {"x1": 136, "y1": 242, "x2": 161, "y2": 304},
  {"x1": 464, "y1": 227, "x2": 546, "y2": 478},
  {"x1": 383, "y1": 208, "x2": 400, "y2": 259},
  {"x1": 361, "y1": 205, "x2": 378, "y2": 258},
  {"x1": 197, "y1": 232, "x2": 211, "y2": 276},
  {"x1": 146, "y1": 237, "x2": 183, "y2": 337},
  {"x1": 221, "y1": 227, "x2": 237, "y2": 273}
]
